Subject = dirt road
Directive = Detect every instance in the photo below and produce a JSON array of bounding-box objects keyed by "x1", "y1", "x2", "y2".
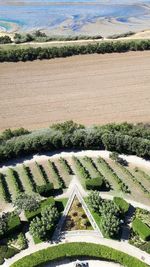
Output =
[{"x1": 0, "y1": 51, "x2": 150, "y2": 130}]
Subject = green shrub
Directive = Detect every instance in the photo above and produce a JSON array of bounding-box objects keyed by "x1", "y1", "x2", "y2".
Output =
[
  {"x1": 0, "y1": 244, "x2": 19, "y2": 264},
  {"x1": 0, "y1": 35, "x2": 12, "y2": 44},
  {"x1": 5, "y1": 247, "x2": 19, "y2": 259},
  {"x1": 0, "y1": 122, "x2": 150, "y2": 166},
  {"x1": 25, "y1": 197, "x2": 55, "y2": 221},
  {"x1": 10, "y1": 242, "x2": 149, "y2": 267},
  {"x1": 85, "y1": 177, "x2": 103, "y2": 190},
  {"x1": 14, "y1": 193, "x2": 40, "y2": 213},
  {"x1": 7, "y1": 213, "x2": 22, "y2": 236},
  {"x1": 36, "y1": 183, "x2": 54, "y2": 197},
  {"x1": 113, "y1": 197, "x2": 130, "y2": 214},
  {"x1": 132, "y1": 218, "x2": 150, "y2": 241}
]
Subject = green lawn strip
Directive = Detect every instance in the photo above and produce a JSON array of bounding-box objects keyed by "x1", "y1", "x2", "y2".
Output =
[
  {"x1": 48, "y1": 160, "x2": 65, "y2": 189},
  {"x1": 95, "y1": 158, "x2": 121, "y2": 191},
  {"x1": 16, "y1": 165, "x2": 33, "y2": 193},
  {"x1": 4, "y1": 169, "x2": 19, "y2": 201},
  {"x1": 0, "y1": 172, "x2": 11, "y2": 203},
  {"x1": 41, "y1": 161, "x2": 59, "y2": 188},
  {"x1": 115, "y1": 162, "x2": 150, "y2": 197},
  {"x1": 53, "y1": 158, "x2": 71, "y2": 188},
  {"x1": 84, "y1": 198, "x2": 104, "y2": 235},
  {"x1": 132, "y1": 167, "x2": 150, "y2": 189},
  {"x1": 10, "y1": 242, "x2": 149, "y2": 267},
  {"x1": 80, "y1": 157, "x2": 99, "y2": 178},
  {"x1": 29, "y1": 162, "x2": 45, "y2": 186},
  {"x1": 34, "y1": 162, "x2": 48, "y2": 184}
]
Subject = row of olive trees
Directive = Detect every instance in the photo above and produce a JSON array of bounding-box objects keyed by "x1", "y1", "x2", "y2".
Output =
[
  {"x1": 0, "y1": 121, "x2": 150, "y2": 164},
  {"x1": 1, "y1": 39, "x2": 150, "y2": 62}
]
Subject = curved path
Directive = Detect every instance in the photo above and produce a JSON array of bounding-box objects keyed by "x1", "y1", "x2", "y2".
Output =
[{"x1": 3, "y1": 233, "x2": 150, "y2": 266}]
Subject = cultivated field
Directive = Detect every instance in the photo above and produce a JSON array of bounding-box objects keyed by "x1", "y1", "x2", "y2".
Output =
[{"x1": 0, "y1": 51, "x2": 150, "y2": 130}]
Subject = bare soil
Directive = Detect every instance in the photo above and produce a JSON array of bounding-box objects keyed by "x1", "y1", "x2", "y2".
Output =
[{"x1": 0, "y1": 51, "x2": 150, "y2": 131}]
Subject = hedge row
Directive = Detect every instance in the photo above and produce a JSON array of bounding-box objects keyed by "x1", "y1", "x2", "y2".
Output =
[
  {"x1": 35, "y1": 162, "x2": 49, "y2": 184},
  {"x1": 97, "y1": 157, "x2": 129, "y2": 193},
  {"x1": 0, "y1": 123, "x2": 150, "y2": 165},
  {"x1": 22, "y1": 164, "x2": 36, "y2": 192},
  {"x1": 7, "y1": 168, "x2": 24, "y2": 196},
  {"x1": 48, "y1": 160, "x2": 65, "y2": 189},
  {"x1": 0, "y1": 213, "x2": 22, "y2": 239},
  {"x1": 10, "y1": 242, "x2": 149, "y2": 267},
  {"x1": 83, "y1": 156, "x2": 110, "y2": 189},
  {"x1": 0, "y1": 245, "x2": 18, "y2": 265},
  {"x1": 36, "y1": 183, "x2": 54, "y2": 197},
  {"x1": 85, "y1": 177, "x2": 103, "y2": 190},
  {"x1": 115, "y1": 162, "x2": 150, "y2": 196},
  {"x1": 72, "y1": 156, "x2": 91, "y2": 180},
  {"x1": 1, "y1": 39, "x2": 150, "y2": 62},
  {"x1": 113, "y1": 197, "x2": 130, "y2": 214},
  {"x1": 132, "y1": 218, "x2": 150, "y2": 241},
  {"x1": 59, "y1": 157, "x2": 74, "y2": 175},
  {"x1": 0, "y1": 173, "x2": 11, "y2": 202}
]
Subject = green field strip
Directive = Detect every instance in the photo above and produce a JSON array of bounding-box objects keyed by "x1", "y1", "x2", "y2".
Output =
[
  {"x1": 80, "y1": 156, "x2": 99, "y2": 178},
  {"x1": 58, "y1": 157, "x2": 74, "y2": 176},
  {"x1": 94, "y1": 158, "x2": 119, "y2": 191},
  {"x1": 38, "y1": 161, "x2": 57, "y2": 186},
  {"x1": 27, "y1": 163, "x2": 45, "y2": 186},
  {"x1": 72, "y1": 156, "x2": 91, "y2": 180},
  {"x1": 114, "y1": 161, "x2": 150, "y2": 197},
  {"x1": 53, "y1": 158, "x2": 71, "y2": 188},
  {"x1": 48, "y1": 160, "x2": 65, "y2": 188},
  {"x1": 5, "y1": 169, "x2": 19, "y2": 201},
  {"x1": 45, "y1": 160, "x2": 61, "y2": 189},
  {"x1": 0, "y1": 172, "x2": 11, "y2": 203},
  {"x1": 35, "y1": 161, "x2": 48, "y2": 184},
  {"x1": 16, "y1": 165, "x2": 34, "y2": 193},
  {"x1": 129, "y1": 166, "x2": 150, "y2": 192}
]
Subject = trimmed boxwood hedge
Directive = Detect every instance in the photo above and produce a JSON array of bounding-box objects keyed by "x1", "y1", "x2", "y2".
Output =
[
  {"x1": 132, "y1": 218, "x2": 150, "y2": 241},
  {"x1": 85, "y1": 177, "x2": 103, "y2": 190},
  {"x1": 113, "y1": 197, "x2": 130, "y2": 214},
  {"x1": 36, "y1": 183, "x2": 54, "y2": 197},
  {"x1": 25, "y1": 197, "x2": 55, "y2": 221},
  {"x1": 0, "y1": 245, "x2": 19, "y2": 265},
  {"x1": 10, "y1": 242, "x2": 149, "y2": 267}
]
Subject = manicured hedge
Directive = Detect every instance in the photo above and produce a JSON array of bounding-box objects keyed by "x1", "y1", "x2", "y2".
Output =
[
  {"x1": 25, "y1": 197, "x2": 55, "y2": 221},
  {"x1": 36, "y1": 183, "x2": 54, "y2": 197},
  {"x1": 7, "y1": 214, "x2": 22, "y2": 235},
  {"x1": 0, "y1": 245, "x2": 19, "y2": 265},
  {"x1": 132, "y1": 218, "x2": 150, "y2": 241},
  {"x1": 113, "y1": 197, "x2": 130, "y2": 214},
  {"x1": 85, "y1": 177, "x2": 103, "y2": 190},
  {"x1": 10, "y1": 242, "x2": 149, "y2": 267}
]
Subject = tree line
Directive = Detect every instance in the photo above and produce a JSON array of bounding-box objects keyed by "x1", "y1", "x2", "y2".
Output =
[
  {"x1": 1, "y1": 39, "x2": 150, "y2": 62},
  {"x1": 0, "y1": 121, "x2": 150, "y2": 164}
]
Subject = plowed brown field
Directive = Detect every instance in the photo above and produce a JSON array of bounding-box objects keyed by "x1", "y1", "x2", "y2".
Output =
[{"x1": 0, "y1": 51, "x2": 150, "y2": 131}]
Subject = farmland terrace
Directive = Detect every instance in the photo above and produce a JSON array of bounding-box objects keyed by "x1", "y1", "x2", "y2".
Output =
[{"x1": 0, "y1": 51, "x2": 150, "y2": 130}]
